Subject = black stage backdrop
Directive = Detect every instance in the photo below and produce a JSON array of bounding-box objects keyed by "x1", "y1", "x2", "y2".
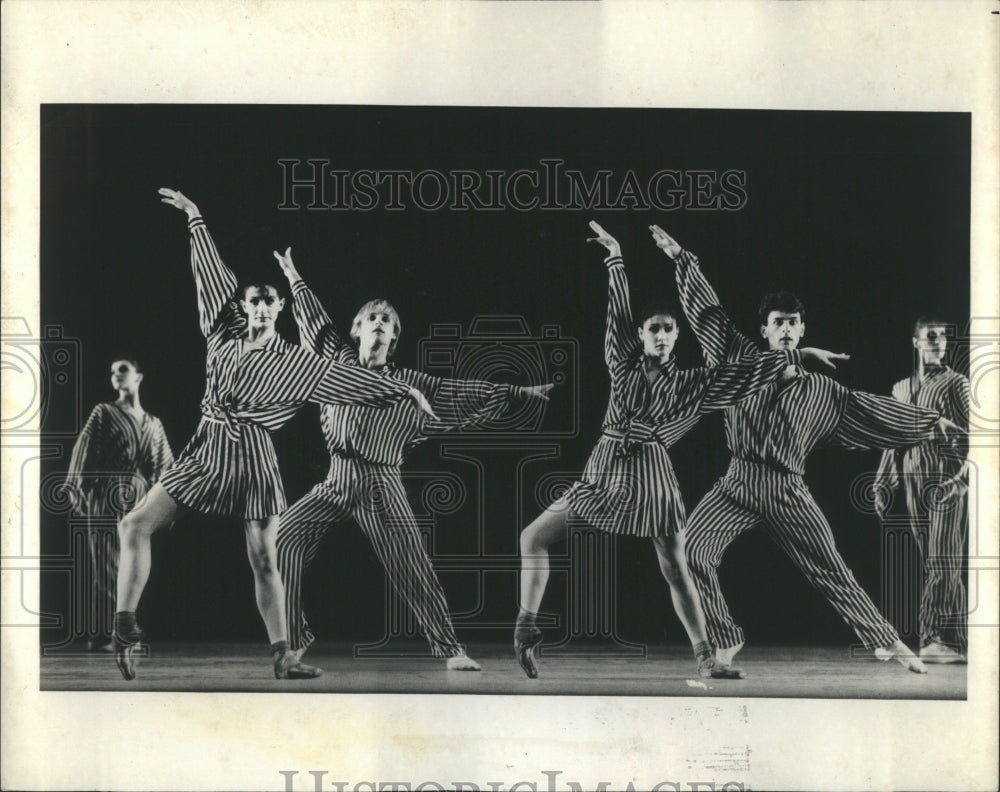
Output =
[{"x1": 38, "y1": 105, "x2": 969, "y2": 652}]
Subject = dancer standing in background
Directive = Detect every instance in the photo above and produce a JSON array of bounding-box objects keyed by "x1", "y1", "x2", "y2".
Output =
[
  {"x1": 661, "y1": 223, "x2": 963, "y2": 676},
  {"x1": 64, "y1": 358, "x2": 173, "y2": 652},
  {"x1": 515, "y1": 221, "x2": 848, "y2": 680},
  {"x1": 874, "y1": 318, "x2": 969, "y2": 663},
  {"x1": 111, "y1": 189, "x2": 435, "y2": 681},
  {"x1": 273, "y1": 248, "x2": 553, "y2": 672}
]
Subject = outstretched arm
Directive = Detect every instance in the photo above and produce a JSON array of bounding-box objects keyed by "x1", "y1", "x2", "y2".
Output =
[
  {"x1": 273, "y1": 247, "x2": 354, "y2": 363},
  {"x1": 831, "y1": 389, "x2": 947, "y2": 451},
  {"x1": 588, "y1": 220, "x2": 637, "y2": 369},
  {"x1": 651, "y1": 224, "x2": 757, "y2": 365},
  {"x1": 159, "y1": 188, "x2": 240, "y2": 338},
  {"x1": 419, "y1": 370, "x2": 555, "y2": 434},
  {"x1": 307, "y1": 357, "x2": 438, "y2": 420},
  {"x1": 694, "y1": 349, "x2": 801, "y2": 410}
]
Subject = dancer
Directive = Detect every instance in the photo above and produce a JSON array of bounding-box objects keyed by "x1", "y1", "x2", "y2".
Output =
[
  {"x1": 873, "y1": 318, "x2": 969, "y2": 663},
  {"x1": 660, "y1": 223, "x2": 962, "y2": 676},
  {"x1": 64, "y1": 358, "x2": 174, "y2": 651},
  {"x1": 514, "y1": 221, "x2": 848, "y2": 679},
  {"x1": 273, "y1": 249, "x2": 553, "y2": 671},
  {"x1": 111, "y1": 189, "x2": 435, "y2": 681}
]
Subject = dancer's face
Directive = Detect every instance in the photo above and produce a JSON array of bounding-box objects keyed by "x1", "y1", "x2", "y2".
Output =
[
  {"x1": 357, "y1": 308, "x2": 397, "y2": 352},
  {"x1": 110, "y1": 360, "x2": 142, "y2": 393},
  {"x1": 639, "y1": 314, "x2": 679, "y2": 363},
  {"x1": 241, "y1": 286, "x2": 285, "y2": 330},
  {"x1": 761, "y1": 311, "x2": 804, "y2": 351},
  {"x1": 913, "y1": 324, "x2": 948, "y2": 365}
]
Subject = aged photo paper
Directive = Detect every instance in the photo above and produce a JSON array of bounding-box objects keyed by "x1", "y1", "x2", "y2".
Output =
[{"x1": 3, "y1": 2, "x2": 998, "y2": 791}]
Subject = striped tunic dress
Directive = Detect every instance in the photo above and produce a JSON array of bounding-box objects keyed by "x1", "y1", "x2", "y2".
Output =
[
  {"x1": 65, "y1": 401, "x2": 174, "y2": 640},
  {"x1": 875, "y1": 366, "x2": 969, "y2": 647},
  {"x1": 563, "y1": 255, "x2": 800, "y2": 539},
  {"x1": 158, "y1": 217, "x2": 414, "y2": 519},
  {"x1": 277, "y1": 279, "x2": 527, "y2": 657},
  {"x1": 674, "y1": 249, "x2": 943, "y2": 649},
  {"x1": 66, "y1": 402, "x2": 174, "y2": 518}
]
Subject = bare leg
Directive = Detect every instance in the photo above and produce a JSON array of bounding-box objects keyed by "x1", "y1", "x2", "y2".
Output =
[
  {"x1": 651, "y1": 532, "x2": 708, "y2": 645},
  {"x1": 653, "y1": 532, "x2": 745, "y2": 680},
  {"x1": 113, "y1": 484, "x2": 179, "y2": 679},
  {"x1": 245, "y1": 517, "x2": 322, "y2": 680},
  {"x1": 116, "y1": 484, "x2": 178, "y2": 611},
  {"x1": 515, "y1": 499, "x2": 571, "y2": 678},
  {"x1": 244, "y1": 516, "x2": 287, "y2": 643},
  {"x1": 519, "y1": 498, "x2": 571, "y2": 615}
]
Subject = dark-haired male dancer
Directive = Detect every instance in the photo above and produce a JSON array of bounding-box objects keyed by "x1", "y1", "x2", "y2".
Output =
[{"x1": 655, "y1": 224, "x2": 961, "y2": 676}]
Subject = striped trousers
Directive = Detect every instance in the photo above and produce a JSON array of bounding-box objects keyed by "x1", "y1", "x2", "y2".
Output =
[
  {"x1": 685, "y1": 459, "x2": 900, "y2": 650},
  {"x1": 903, "y1": 477, "x2": 968, "y2": 649},
  {"x1": 275, "y1": 455, "x2": 465, "y2": 658},
  {"x1": 83, "y1": 517, "x2": 119, "y2": 642}
]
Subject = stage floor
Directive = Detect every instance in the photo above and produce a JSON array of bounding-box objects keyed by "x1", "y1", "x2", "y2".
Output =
[{"x1": 39, "y1": 641, "x2": 967, "y2": 699}]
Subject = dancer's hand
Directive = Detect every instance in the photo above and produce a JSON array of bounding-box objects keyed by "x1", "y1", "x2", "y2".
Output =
[
  {"x1": 522, "y1": 383, "x2": 555, "y2": 401},
  {"x1": 649, "y1": 224, "x2": 683, "y2": 259},
  {"x1": 873, "y1": 485, "x2": 891, "y2": 516},
  {"x1": 934, "y1": 416, "x2": 966, "y2": 440},
  {"x1": 935, "y1": 477, "x2": 968, "y2": 503},
  {"x1": 158, "y1": 188, "x2": 200, "y2": 220},
  {"x1": 587, "y1": 220, "x2": 621, "y2": 259},
  {"x1": 800, "y1": 347, "x2": 851, "y2": 369},
  {"x1": 272, "y1": 247, "x2": 302, "y2": 285},
  {"x1": 409, "y1": 387, "x2": 439, "y2": 421}
]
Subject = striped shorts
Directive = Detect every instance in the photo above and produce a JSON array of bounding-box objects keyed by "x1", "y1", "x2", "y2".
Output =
[{"x1": 159, "y1": 417, "x2": 286, "y2": 519}]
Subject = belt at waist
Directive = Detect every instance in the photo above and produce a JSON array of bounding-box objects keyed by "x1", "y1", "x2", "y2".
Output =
[
  {"x1": 729, "y1": 456, "x2": 802, "y2": 478},
  {"x1": 328, "y1": 447, "x2": 398, "y2": 468},
  {"x1": 200, "y1": 412, "x2": 262, "y2": 442},
  {"x1": 601, "y1": 429, "x2": 658, "y2": 443},
  {"x1": 602, "y1": 421, "x2": 660, "y2": 457}
]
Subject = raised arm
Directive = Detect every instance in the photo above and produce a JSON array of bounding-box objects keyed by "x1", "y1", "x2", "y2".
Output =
[
  {"x1": 158, "y1": 188, "x2": 240, "y2": 338},
  {"x1": 588, "y1": 221, "x2": 637, "y2": 369},
  {"x1": 651, "y1": 224, "x2": 757, "y2": 365},
  {"x1": 273, "y1": 247, "x2": 355, "y2": 363}
]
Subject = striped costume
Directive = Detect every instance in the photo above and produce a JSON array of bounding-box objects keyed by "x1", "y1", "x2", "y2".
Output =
[
  {"x1": 674, "y1": 249, "x2": 942, "y2": 650},
  {"x1": 563, "y1": 255, "x2": 801, "y2": 539},
  {"x1": 277, "y1": 279, "x2": 527, "y2": 657},
  {"x1": 158, "y1": 217, "x2": 414, "y2": 519},
  {"x1": 875, "y1": 366, "x2": 969, "y2": 649},
  {"x1": 65, "y1": 402, "x2": 174, "y2": 642}
]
